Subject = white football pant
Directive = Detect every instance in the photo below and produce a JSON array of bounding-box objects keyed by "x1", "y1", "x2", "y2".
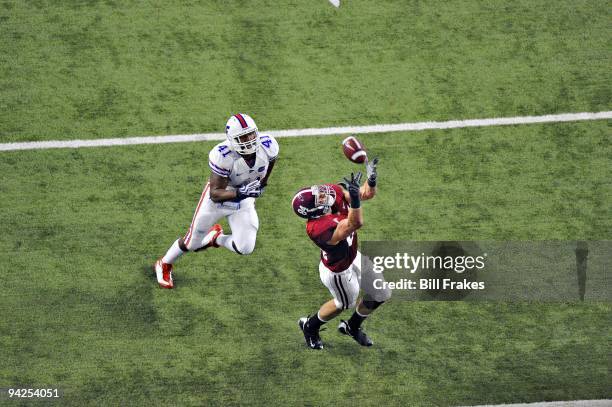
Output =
[
  {"x1": 319, "y1": 251, "x2": 392, "y2": 310},
  {"x1": 163, "y1": 182, "x2": 259, "y2": 264},
  {"x1": 319, "y1": 252, "x2": 362, "y2": 310}
]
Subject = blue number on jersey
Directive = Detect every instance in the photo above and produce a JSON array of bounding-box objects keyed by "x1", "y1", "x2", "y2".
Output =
[
  {"x1": 218, "y1": 145, "x2": 232, "y2": 157},
  {"x1": 261, "y1": 135, "x2": 272, "y2": 149}
]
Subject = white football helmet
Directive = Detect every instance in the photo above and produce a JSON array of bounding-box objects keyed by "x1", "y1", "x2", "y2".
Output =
[{"x1": 225, "y1": 113, "x2": 259, "y2": 155}]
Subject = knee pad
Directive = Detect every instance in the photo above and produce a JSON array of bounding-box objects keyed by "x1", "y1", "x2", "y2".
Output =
[{"x1": 364, "y1": 286, "x2": 392, "y2": 303}]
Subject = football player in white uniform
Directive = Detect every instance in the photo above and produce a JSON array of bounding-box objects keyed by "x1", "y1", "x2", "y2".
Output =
[{"x1": 154, "y1": 113, "x2": 279, "y2": 288}]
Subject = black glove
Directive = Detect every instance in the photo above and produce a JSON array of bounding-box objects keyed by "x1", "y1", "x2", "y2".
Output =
[
  {"x1": 236, "y1": 180, "x2": 263, "y2": 200},
  {"x1": 339, "y1": 172, "x2": 363, "y2": 208},
  {"x1": 366, "y1": 157, "x2": 379, "y2": 187}
]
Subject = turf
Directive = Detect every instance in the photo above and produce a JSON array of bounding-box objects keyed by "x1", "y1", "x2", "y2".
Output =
[
  {"x1": 0, "y1": 0, "x2": 609, "y2": 142},
  {"x1": 1, "y1": 0, "x2": 610, "y2": 405},
  {"x1": 1, "y1": 123, "x2": 610, "y2": 405}
]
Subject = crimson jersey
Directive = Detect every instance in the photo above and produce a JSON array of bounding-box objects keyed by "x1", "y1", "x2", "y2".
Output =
[{"x1": 306, "y1": 184, "x2": 358, "y2": 272}]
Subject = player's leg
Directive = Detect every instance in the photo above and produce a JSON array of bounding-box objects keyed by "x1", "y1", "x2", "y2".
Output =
[
  {"x1": 301, "y1": 298, "x2": 341, "y2": 341},
  {"x1": 164, "y1": 183, "x2": 224, "y2": 258},
  {"x1": 155, "y1": 183, "x2": 224, "y2": 288},
  {"x1": 319, "y1": 298, "x2": 343, "y2": 321},
  {"x1": 339, "y1": 252, "x2": 391, "y2": 346},
  {"x1": 355, "y1": 251, "x2": 392, "y2": 320},
  {"x1": 179, "y1": 208, "x2": 224, "y2": 253},
  {"x1": 216, "y1": 201, "x2": 259, "y2": 255},
  {"x1": 343, "y1": 251, "x2": 369, "y2": 330},
  {"x1": 298, "y1": 297, "x2": 337, "y2": 350},
  {"x1": 342, "y1": 298, "x2": 385, "y2": 335},
  {"x1": 299, "y1": 263, "x2": 360, "y2": 349}
]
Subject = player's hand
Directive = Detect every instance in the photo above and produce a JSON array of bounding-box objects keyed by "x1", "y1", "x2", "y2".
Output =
[
  {"x1": 366, "y1": 157, "x2": 379, "y2": 187},
  {"x1": 339, "y1": 171, "x2": 362, "y2": 193},
  {"x1": 237, "y1": 180, "x2": 262, "y2": 199},
  {"x1": 340, "y1": 172, "x2": 362, "y2": 208}
]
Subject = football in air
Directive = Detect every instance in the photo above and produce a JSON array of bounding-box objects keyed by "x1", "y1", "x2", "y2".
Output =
[{"x1": 342, "y1": 136, "x2": 367, "y2": 163}]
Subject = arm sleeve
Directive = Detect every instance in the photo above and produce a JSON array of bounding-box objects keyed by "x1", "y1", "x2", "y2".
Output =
[{"x1": 208, "y1": 144, "x2": 232, "y2": 177}]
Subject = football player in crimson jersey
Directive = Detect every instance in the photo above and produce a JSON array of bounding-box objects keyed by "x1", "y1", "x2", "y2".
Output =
[
  {"x1": 154, "y1": 113, "x2": 278, "y2": 288},
  {"x1": 292, "y1": 159, "x2": 390, "y2": 350}
]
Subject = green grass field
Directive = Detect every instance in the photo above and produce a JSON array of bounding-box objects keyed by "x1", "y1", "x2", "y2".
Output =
[
  {"x1": 1, "y1": 0, "x2": 609, "y2": 142},
  {"x1": 1, "y1": 1, "x2": 610, "y2": 406}
]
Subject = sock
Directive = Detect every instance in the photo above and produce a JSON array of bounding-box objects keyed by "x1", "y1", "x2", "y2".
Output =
[
  {"x1": 347, "y1": 309, "x2": 368, "y2": 331},
  {"x1": 216, "y1": 234, "x2": 238, "y2": 253},
  {"x1": 307, "y1": 312, "x2": 328, "y2": 331},
  {"x1": 162, "y1": 239, "x2": 186, "y2": 264}
]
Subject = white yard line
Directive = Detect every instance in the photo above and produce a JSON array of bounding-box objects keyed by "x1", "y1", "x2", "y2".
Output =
[{"x1": 1, "y1": 111, "x2": 610, "y2": 152}]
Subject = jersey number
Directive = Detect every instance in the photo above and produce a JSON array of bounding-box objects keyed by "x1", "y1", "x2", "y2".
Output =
[
  {"x1": 261, "y1": 135, "x2": 272, "y2": 149},
  {"x1": 218, "y1": 145, "x2": 232, "y2": 157}
]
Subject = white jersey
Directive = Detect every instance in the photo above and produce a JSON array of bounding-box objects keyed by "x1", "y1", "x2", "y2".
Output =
[{"x1": 208, "y1": 134, "x2": 279, "y2": 191}]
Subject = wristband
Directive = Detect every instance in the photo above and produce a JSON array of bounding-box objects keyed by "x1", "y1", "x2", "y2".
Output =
[
  {"x1": 367, "y1": 178, "x2": 377, "y2": 187},
  {"x1": 349, "y1": 191, "x2": 361, "y2": 208}
]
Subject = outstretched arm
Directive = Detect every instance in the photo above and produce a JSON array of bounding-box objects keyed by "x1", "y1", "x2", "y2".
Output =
[
  {"x1": 359, "y1": 182, "x2": 376, "y2": 200},
  {"x1": 341, "y1": 158, "x2": 379, "y2": 202},
  {"x1": 329, "y1": 172, "x2": 364, "y2": 245},
  {"x1": 361, "y1": 157, "x2": 378, "y2": 200}
]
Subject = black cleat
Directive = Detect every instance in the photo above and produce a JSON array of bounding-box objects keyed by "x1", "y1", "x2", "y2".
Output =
[
  {"x1": 338, "y1": 320, "x2": 373, "y2": 346},
  {"x1": 299, "y1": 317, "x2": 324, "y2": 350}
]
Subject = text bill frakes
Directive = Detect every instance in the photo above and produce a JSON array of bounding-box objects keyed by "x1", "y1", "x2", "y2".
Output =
[{"x1": 360, "y1": 241, "x2": 611, "y2": 301}]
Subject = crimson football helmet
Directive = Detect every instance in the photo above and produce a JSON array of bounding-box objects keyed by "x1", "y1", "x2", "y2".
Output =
[
  {"x1": 225, "y1": 113, "x2": 259, "y2": 155},
  {"x1": 292, "y1": 185, "x2": 336, "y2": 219}
]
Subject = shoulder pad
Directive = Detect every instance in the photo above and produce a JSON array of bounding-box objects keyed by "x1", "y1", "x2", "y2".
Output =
[
  {"x1": 209, "y1": 142, "x2": 234, "y2": 177},
  {"x1": 259, "y1": 134, "x2": 279, "y2": 160}
]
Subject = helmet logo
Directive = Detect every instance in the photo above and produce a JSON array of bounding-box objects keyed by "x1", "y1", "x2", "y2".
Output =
[{"x1": 292, "y1": 185, "x2": 336, "y2": 219}]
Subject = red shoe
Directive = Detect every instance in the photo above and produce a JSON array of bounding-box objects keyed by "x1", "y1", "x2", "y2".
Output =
[
  {"x1": 154, "y1": 259, "x2": 174, "y2": 289},
  {"x1": 200, "y1": 224, "x2": 223, "y2": 249}
]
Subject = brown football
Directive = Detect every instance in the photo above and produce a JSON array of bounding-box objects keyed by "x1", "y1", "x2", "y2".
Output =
[{"x1": 342, "y1": 136, "x2": 367, "y2": 163}]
